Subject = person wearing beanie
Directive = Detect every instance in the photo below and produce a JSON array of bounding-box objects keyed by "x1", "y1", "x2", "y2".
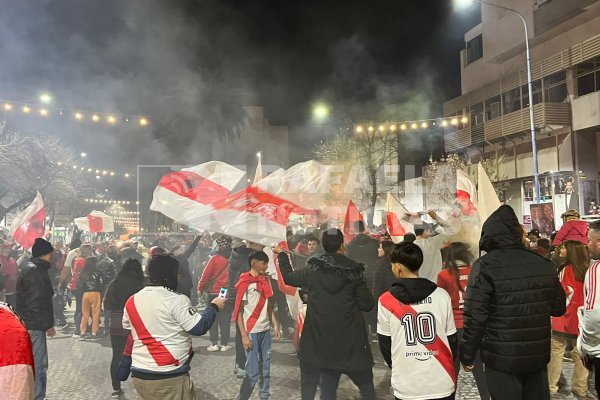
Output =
[
  {"x1": 16, "y1": 238, "x2": 55, "y2": 400},
  {"x1": 548, "y1": 223, "x2": 590, "y2": 396},
  {"x1": 119, "y1": 254, "x2": 226, "y2": 399}
]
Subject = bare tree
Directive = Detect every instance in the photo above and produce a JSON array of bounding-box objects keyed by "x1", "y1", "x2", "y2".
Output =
[
  {"x1": 314, "y1": 128, "x2": 398, "y2": 225},
  {"x1": 0, "y1": 122, "x2": 93, "y2": 225}
]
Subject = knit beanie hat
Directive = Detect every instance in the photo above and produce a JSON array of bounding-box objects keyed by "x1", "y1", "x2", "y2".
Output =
[{"x1": 32, "y1": 238, "x2": 54, "y2": 258}]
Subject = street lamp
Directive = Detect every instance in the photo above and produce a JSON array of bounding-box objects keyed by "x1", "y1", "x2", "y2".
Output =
[
  {"x1": 456, "y1": 0, "x2": 541, "y2": 203},
  {"x1": 312, "y1": 103, "x2": 330, "y2": 122},
  {"x1": 39, "y1": 93, "x2": 52, "y2": 104}
]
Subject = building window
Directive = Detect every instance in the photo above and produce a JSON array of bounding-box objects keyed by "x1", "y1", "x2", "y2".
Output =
[
  {"x1": 502, "y1": 87, "x2": 521, "y2": 114},
  {"x1": 484, "y1": 95, "x2": 501, "y2": 121},
  {"x1": 576, "y1": 57, "x2": 600, "y2": 97},
  {"x1": 471, "y1": 102, "x2": 484, "y2": 125},
  {"x1": 466, "y1": 35, "x2": 483, "y2": 65},
  {"x1": 522, "y1": 80, "x2": 542, "y2": 107},
  {"x1": 543, "y1": 71, "x2": 568, "y2": 103}
]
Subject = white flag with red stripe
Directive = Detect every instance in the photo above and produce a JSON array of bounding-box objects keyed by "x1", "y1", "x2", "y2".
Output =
[
  {"x1": 150, "y1": 161, "x2": 246, "y2": 225},
  {"x1": 9, "y1": 191, "x2": 46, "y2": 250},
  {"x1": 456, "y1": 169, "x2": 478, "y2": 215},
  {"x1": 74, "y1": 211, "x2": 115, "y2": 233},
  {"x1": 386, "y1": 193, "x2": 414, "y2": 243}
]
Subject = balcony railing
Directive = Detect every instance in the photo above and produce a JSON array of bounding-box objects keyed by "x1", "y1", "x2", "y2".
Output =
[{"x1": 444, "y1": 102, "x2": 571, "y2": 152}]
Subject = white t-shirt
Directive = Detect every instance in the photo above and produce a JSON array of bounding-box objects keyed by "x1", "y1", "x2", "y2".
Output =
[
  {"x1": 378, "y1": 287, "x2": 457, "y2": 400},
  {"x1": 122, "y1": 286, "x2": 203, "y2": 373},
  {"x1": 241, "y1": 282, "x2": 271, "y2": 334}
]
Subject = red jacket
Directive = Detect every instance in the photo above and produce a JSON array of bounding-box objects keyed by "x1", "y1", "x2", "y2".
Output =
[
  {"x1": 552, "y1": 265, "x2": 584, "y2": 336},
  {"x1": 437, "y1": 265, "x2": 470, "y2": 329},
  {"x1": 0, "y1": 255, "x2": 18, "y2": 295},
  {"x1": 198, "y1": 254, "x2": 229, "y2": 294},
  {"x1": 69, "y1": 258, "x2": 86, "y2": 291}
]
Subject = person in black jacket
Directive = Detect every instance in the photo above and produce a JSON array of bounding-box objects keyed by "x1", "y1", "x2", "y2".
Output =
[
  {"x1": 345, "y1": 221, "x2": 380, "y2": 336},
  {"x1": 460, "y1": 205, "x2": 566, "y2": 400},
  {"x1": 172, "y1": 235, "x2": 201, "y2": 299},
  {"x1": 372, "y1": 240, "x2": 396, "y2": 301},
  {"x1": 276, "y1": 228, "x2": 376, "y2": 400},
  {"x1": 103, "y1": 259, "x2": 145, "y2": 398},
  {"x1": 77, "y1": 257, "x2": 103, "y2": 340},
  {"x1": 228, "y1": 241, "x2": 264, "y2": 378},
  {"x1": 16, "y1": 238, "x2": 56, "y2": 400}
]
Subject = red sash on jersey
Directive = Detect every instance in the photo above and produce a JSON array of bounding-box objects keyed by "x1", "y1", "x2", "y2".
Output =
[
  {"x1": 125, "y1": 296, "x2": 180, "y2": 367},
  {"x1": 380, "y1": 291, "x2": 456, "y2": 384},
  {"x1": 232, "y1": 272, "x2": 274, "y2": 333}
]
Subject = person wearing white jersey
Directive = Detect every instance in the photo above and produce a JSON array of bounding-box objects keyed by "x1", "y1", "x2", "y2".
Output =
[
  {"x1": 413, "y1": 210, "x2": 457, "y2": 282},
  {"x1": 378, "y1": 242, "x2": 457, "y2": 400},
  {"x1": 119, "y1": 254, "x2": 225, "y2": 400},
  {"x1": 578, "y1": 220, "x2": 600, "y2": 398}
]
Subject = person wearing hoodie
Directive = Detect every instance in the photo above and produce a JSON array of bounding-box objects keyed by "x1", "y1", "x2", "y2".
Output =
[
  {"x1": 547, "y1": 220, "x2": 590, "y2": 397},
  {"x1": 378, "y1": 242, "x2": 458, "y2": 400},
  {"x1": 460, "y1": 205, "x2": 566, "y2": 400},
  {"x1": 276, "y1": 229, "x2": 376, "y2": 400},
  {"x1": 228, "y1": 240, "x2": 264, "y2": 378}
]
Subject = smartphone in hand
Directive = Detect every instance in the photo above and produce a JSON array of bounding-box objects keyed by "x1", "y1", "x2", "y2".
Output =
[{"x1": 218, "y1": 287, "x2": 228, "y2": 299}]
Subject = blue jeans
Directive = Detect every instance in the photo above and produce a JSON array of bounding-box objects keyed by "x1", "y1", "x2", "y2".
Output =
[
  {"x1": 239, "y1": 330, "x2": 271, "y2": 400},
  {"x1": 28, "y1": 330, "x2": 48, "y2": 400}
]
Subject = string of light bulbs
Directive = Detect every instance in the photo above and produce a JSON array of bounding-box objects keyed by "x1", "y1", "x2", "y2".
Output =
[
  {"x1": 1, "y1": 98, "x2": 149, "y2": 127},
  {"x1": 85, "y1": 198, "x2": 139, "y2": 205},
  {"x1": 354, "y1": 116, "x2": 469, "y2": 134},
  {"x1": 103, "y1": 210, "x2": 139, "y2": 215}
]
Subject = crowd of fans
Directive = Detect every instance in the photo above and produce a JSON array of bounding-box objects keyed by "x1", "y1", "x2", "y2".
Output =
[{"x1": 2, "y1": 206, "x2": 600, "y2": 399}]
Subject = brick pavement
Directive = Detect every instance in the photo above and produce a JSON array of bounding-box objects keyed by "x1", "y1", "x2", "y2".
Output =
[{"x1": 45, "y1": 310, "x2": 598, "y2": 400}]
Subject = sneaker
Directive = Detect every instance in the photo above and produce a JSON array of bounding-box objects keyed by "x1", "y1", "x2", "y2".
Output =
[
  {"x1": 111, "y1": 389, "x2": 123, "y2": 398},
  {"x1": 235, "y1": 367, "x2": 246, "y2": 378},
  {"x1": 78, "y1": 335, "x2": 88, "y2": 341},
  {"x1": 288, "y1": 351, "x2": 298, "y2": 357},
  {"x1": 207, "y1": 344, "x2": 220, "y2": 352},
  {"x1": 72, "y1": 333, "x2": 82, "y2": 339},
  {"x1": 89, "y1": 334, "x2": 101, "y2": 341},
  {"x1": 220, "y1": 345, "x2": 232, "y2": 352},
  {"x1": 56, "y1": 321, "x2": 68, "y2": 329}
]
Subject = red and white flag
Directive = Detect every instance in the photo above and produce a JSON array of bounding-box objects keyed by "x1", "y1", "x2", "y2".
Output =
[
  {"x1": 456, "y1": 169, "x2": 478, "y2": 216},
  {"x1": 386, "y1": 193, "x2": 414, "y2": 243},
  {"x1": 9, "y1": 191, "x2": 45, "y2": 250},
  {"x1": 150, "y1": 161, "x2": 246, "y2": 225},
  {"x1": 74, "y1": 211, "x2": 115, "y2": 233},
  {"x1": 343, "y1": 200, "x2": 365, "y2": 243},
  {"x1": 184, "y1": 185, "x2": 307, "y2": 246}
]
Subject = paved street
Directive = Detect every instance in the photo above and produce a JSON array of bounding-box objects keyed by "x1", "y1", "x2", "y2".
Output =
[{"x1": 45, "y1": 307, "x2": 598, "y2": 400}]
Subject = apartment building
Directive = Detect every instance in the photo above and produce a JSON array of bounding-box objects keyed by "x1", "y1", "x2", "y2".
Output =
[{"x1": 444, "y1": 0, "x2": 600, "y2": 229}]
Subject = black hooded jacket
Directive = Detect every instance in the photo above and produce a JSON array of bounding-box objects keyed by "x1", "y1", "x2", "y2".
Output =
[
  {"x1": 346, "y1": 234, "x2": 379, "y2": 290},
  {"x1": 460, "y1": 205, "x2": 565, "y2": 374},
  {"x1": 377, "y1": 278, "x2": 458, "y2": 368},
  {"x1": 16, "y1": 258, "x2": 54, "y2": 331},
  {"x1": 278, "y1": 251, "x2": 375, "y2": 371}
]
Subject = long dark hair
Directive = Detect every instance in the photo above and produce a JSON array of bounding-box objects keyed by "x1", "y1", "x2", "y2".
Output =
[
  {"x1": 444, "y1": 242, "x2": 472, "y2": 292},
  {"x1": 564, "y1": 240, "x2": 590, "y2": 282},
  {"x1": 77, "y1": 256, "x2": 98, "y2": 286},
  {"x1": 104, "y1": 259, "x2": 145, "y2": 311}
]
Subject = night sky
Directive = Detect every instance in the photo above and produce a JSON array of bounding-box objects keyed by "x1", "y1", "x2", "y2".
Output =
[{"x1": 0, "y1": 0, "x2": 480, "y2": 173}]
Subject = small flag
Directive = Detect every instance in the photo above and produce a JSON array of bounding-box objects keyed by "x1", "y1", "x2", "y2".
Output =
[
  {"x1": 477, "y1": 162, "x2": 501, "y2": 222},
  {"x1": 456, "y1": 169, "x2": 478, "y2": 215},
  {"x1": 74, "y1": 211, "x2": 115, "y2": 233},
  {"x1": 9, "y1": 191, "x2": 45, "y2": 250},
  {"x1": 386, "y1": 193, "x2": 414, "y2": 243},
  {"x1": 343, "y1": 200, "x2": 365, "y2": 243}
]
